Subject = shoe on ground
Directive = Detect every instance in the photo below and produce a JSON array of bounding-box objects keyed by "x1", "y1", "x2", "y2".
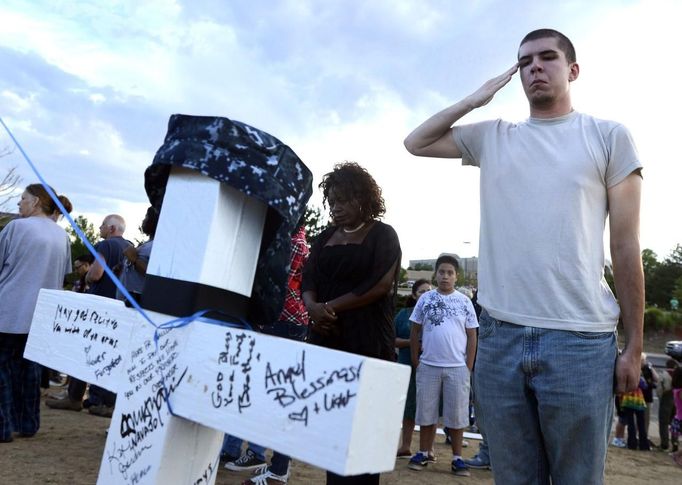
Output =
[
  {"x1": 88, "y1": 404, "x2": 114, "y2": 418},
  {"x1": 220, "y1": 452, "x2": 238, "y2": 464},
  {"x1": 396, "y1": 450, "x2": 411, "y2": 459},
  {"x1": 610, "y1": 437, "x2": 626, "y2": 448},
  {"x1": 464, "y1": 454, "x2": 491, "y2": 470},
  {"x1": 241, "y1": 464, "x2": 289, "y2": 484},
  {"x1": 225, "y1": 449, "x2": 267, "y2": 471},
  {"x1": 407, "y1": 452, "x2": 428, "y2": 471},
  {"x1": 452, "y1": 457, "x2": 471, "y2": 477},
  {"x1": 427, "y1": 453, "x2": 437, "y2": 463},
  {"x1": 45, "y1": 396, "x2": 82, "y2": 412},
  {"x1": 0, "y1": 436, "x2": 13, "y2": 443}
]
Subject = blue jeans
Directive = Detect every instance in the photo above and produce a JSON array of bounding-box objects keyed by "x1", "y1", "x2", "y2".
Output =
[
  {"x1": 0, "y1": 333, "x2": 41, "y2": 440},
  {"x1": 474, "y1": 311, "x2": 616, "y2": 485},
  {"x1": 221, "y1": 434, "x2": 266, "y2": 461}
]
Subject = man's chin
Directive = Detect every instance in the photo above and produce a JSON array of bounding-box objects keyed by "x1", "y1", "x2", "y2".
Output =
[{"x1": 530, "y1": 94, "x2": 555, "y2": 109}]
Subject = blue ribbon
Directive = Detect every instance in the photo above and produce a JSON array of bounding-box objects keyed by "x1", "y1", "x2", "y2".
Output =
[{"x1": 0, "y1": 116, "x2": 252, "y2": 415}]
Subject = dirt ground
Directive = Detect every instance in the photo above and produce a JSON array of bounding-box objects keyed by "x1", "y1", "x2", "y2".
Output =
[
  {"x1": 0, "y1": 404, "x2": 680, "y2": 485},
  {"x1": 1, "y1": 331, "x2": 681, "y2": 484}
]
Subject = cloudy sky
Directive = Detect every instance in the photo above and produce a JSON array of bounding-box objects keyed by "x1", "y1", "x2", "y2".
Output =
[{"x1": 0, "y1": 0, "x2": 679, "y2": 266}]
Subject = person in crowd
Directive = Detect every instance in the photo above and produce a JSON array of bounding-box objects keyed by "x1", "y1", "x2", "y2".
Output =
[
  {"x1": 46, "y1": 214, "x2": 132, "y2": 417},
  {"x1": 464, "y1": 288, "x2": 491, "y2": 471},
  {"x1": 670, "y1": 366, "x2": 682, "y2": 466},
  {"x1": 0, "y1": 184, "x2": 71, "y2": 442},
  {"x1": 620, "y1": 373, "x2": 650, "y2": 450},
  {"x1": 236, "y1": 221, "x2": 310, "y2": 484},
  {"x1": 404, "y1": 28, "x2": 643, "y2": 483},
  {"x1": 658, "y1": 358, "x2": 678, "y2": 450},
  {"x1": 72, "y1": 253, "x2": 95, "y2": 294},
  {"x1": 395, "y1": 278, "x2": 431, "y2": 459},
  {"x1": 407, "y1": 255, "x2": 478, "y2": 477},
  {"x1": 43, "y1": 253, "x2": 96, "y2": 396},
  {"x1": 640, "y1": 352, "x2": 658, "y2": 442},
  {"x1": 41, "y1": 193, "x2": 73, "y2": 388},
  {"x1": 302, "y1": 162, "x2": 401, "y2": 485},
  {"x1": 611, "y1": 395, "x2": 627, "y2": 449},
  {"x1": 117, "y1": 206, "x2": 158, "y2": 305}
]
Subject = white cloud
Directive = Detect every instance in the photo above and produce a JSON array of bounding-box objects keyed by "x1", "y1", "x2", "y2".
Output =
[{"x1": 0, "y1": 0, "x2": 679, "y2": 265}]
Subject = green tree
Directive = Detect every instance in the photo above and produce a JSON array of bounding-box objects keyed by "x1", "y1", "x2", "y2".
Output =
[
  {"x1": 303, "y1": 205, "x2": 328, "y2": 243},
  {"x1": 66, "y1": 215, "x2": 99, "y2": 261},
  {"x1": 672, "y1": 275, "x2": 682, "y2": 307},
  {"x1": 413, "y1": 263, "x2": 433, "y2": 271},
  {"x1": 641, "y1": 248, "x2": 660, "y2": 305},
  {"x1": 399, "y1": 267, "x2": 407, "y2": 284},
  {"x1": 647, "y1": 245, "x2": 682, "y2": 308}
]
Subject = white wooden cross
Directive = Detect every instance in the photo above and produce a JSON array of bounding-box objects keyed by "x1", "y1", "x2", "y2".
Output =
[{"x1": 25, "y1": 167, "x2": 410, "y2": 485}]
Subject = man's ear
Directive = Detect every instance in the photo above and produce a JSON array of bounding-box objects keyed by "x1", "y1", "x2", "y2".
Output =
[{"x1": 568, "y1": 62, "x2": 580, "y2": 82}]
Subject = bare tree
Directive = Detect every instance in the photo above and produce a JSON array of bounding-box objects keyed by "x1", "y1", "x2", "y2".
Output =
[{"x1": 0, "y1": 146, "x2": 22, "y2": 212}]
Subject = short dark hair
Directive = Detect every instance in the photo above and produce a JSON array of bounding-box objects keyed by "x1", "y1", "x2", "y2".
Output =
[
  {"x1": 435, "y1": 254, "x2": 459, "y2": 272},
  {"x1": 75, "y1": 253, "x2": 94, "y2": 264},
  {"x1": 520, "y1": 28, "x2": 576, "y2": 64},
  {"x1": 319, "y1": 162, "x2": 386, "y2": 222},
  {"x1": 142, "y1": 206, "x2": 159, "y2": 238},
  {"x1": 411, "y1": 278, "x2": 431, "y2": 297}
]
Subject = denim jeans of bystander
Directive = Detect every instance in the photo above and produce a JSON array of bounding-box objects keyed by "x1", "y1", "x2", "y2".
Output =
[{"x1": 474, "y1": 311, "x2": 617, "y2": 485}]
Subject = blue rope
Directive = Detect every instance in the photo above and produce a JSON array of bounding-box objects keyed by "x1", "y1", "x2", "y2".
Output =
[{"x1": 0, "y1": 116, "x2": 251, "y2": 415}]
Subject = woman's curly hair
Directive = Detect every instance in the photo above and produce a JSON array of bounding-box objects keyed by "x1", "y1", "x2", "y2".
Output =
[{"x1": 319, "y1": 162, "x2": 386, "y2": 221}]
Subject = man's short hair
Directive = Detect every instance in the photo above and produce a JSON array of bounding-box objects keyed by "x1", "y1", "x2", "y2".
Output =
[
  {"x1": 520, "y1": 28, "x2": 576, "y2": 64},
  {"x1": 435, "y1": 254, "x2": 459, "y2": 272}
]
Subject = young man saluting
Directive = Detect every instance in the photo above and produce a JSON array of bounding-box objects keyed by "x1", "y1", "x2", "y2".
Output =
[{"x1": 404, "y1": 29, "x2": 644, "y2": 484}]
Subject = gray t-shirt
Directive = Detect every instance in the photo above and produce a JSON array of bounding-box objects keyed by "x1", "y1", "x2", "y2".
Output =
[
  {"x1": 453, "y1": 111, "x2": 642, "y2": 332},
  {"x1": 0, "y1": 216, "x2": 72, "y2": 333}
]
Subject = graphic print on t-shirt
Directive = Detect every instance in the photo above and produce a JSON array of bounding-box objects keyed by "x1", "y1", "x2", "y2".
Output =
[{"x1": 417, "y1": 291, "x2": 472, "y2": 329}]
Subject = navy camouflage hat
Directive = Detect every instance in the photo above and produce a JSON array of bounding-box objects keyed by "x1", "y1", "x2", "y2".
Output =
[{"x1": 145, "y1": 114, "x2": 313, "y2": 325}]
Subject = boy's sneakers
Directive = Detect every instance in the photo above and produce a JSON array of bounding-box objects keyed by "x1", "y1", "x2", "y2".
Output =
[
  {"x1": 241, "y1": 464, "x2": 289, "y2": 484},
  {"x1": 610, "y1": 437, "x2": 626, "y2": 448},
  {"x1": 225, "y1": 449, "x2": 266, "y2": 471},
  {"x1": 407, "y1": 452, "x2": 428, "y2": 471},
  {"x1": 451, "y1": 457, "x2": 471, "y2": 477},
  {"x1": 464, "y1": 454, "x2": 491, "y2": 470}
]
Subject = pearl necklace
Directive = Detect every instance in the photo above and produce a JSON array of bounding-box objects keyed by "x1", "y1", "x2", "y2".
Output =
[{"x1": 342, "y1": 221, "x2": 366, "y2": 233}]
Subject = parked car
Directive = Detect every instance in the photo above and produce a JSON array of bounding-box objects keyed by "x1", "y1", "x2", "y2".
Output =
[{"x1": 664, "y1": 340, "x2": 682, "y2": 362}]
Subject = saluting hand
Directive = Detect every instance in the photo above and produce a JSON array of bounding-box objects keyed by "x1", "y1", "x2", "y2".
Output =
[{"x1": 466, "y1": 64, "x2": 518, "y2": 109}]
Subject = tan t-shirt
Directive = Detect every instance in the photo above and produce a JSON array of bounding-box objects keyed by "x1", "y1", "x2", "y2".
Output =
[{"x1": 453, "y1": 111, "x2": 641, "y2": 332}]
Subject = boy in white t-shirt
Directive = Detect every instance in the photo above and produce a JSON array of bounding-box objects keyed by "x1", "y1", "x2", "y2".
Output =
[{"x1": 408, "y1": 255, "x2": 478, "y2": 477}]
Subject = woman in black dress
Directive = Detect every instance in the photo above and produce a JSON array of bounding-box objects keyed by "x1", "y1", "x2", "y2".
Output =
[{"x1": 302, "y1": 162, "x2": 401, "y2": 484}]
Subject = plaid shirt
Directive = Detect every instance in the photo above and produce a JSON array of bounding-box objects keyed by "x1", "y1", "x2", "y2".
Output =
[{"x1": 279, "y1": 226, "x2": 309, "y2": 326}]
